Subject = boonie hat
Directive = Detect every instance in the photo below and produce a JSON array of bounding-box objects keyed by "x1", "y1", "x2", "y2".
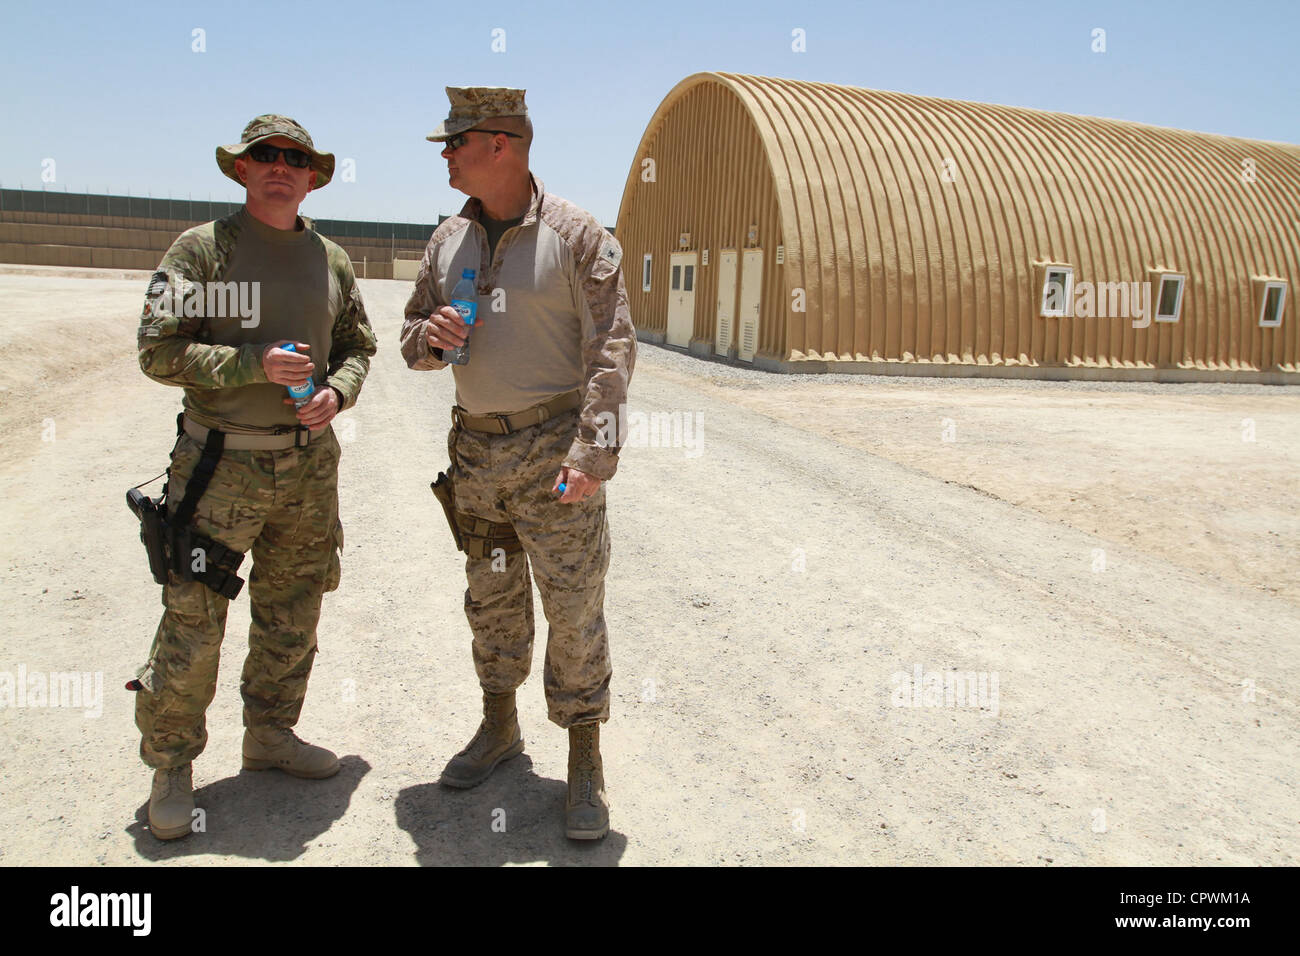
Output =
[
  {"x1": 216, "y1": 114, "x2": 335, "y2": 188},
  {"x1": 427, "y1": 87, "x2": 528, "y2": 142}
]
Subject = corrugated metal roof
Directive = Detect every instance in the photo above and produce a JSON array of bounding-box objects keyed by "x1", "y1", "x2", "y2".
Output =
[{"x1": 619, "y1": 72, "x2": 1300, "y2": 373}]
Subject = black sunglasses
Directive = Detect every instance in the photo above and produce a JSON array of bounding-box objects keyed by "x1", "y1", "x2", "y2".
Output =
[
  {"x1": 444, "y1": 128, "x2": 523, "y2": 151},
  {"x1": 246, "y1": 143, "x2": 313, "y2": 168}
]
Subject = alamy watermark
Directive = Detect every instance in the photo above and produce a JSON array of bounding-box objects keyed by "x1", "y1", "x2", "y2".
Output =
[
  {"x1": 891, "y1": 663, "x2": 999, "y2": 717},
  {"x1": 143, "y1": 271, "x2": 261, "y2": 328},
  {"x1": 594, "y1": 404, "x2": 704, "y2": 458},
  {"x1": 1045, "y1": 280, "x2": 1162, "y2": 328},
  {"x1": 50, "y1": 886, "x2": 150, "y2": 936},
  {"x1": 0, "y1": 666, "x2": 103, "y2": 717}
]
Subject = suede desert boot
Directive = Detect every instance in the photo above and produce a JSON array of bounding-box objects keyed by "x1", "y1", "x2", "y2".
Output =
[
  {"x1": 242, "y1": 727, "x2": 340, "y2": 779},
  {"x1": 566, "y1": 721, "x2": 609, "y2": 840},
  {"x1": 148, "y1": 764, "x2": 195, "y2": 841},
  {"x1": 440, "y1": 690, "x2": 524, "y2": 788}
]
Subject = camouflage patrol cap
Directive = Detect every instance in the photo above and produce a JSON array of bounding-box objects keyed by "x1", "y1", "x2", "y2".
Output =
[
  {"x1": 426, "y1": 87, "x2": 528, "y2": 142},
  {"x1": 216, "y1": 114, "x2": 335, "y2": 189}
]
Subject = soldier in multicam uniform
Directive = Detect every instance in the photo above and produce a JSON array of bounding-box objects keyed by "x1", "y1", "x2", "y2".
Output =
[
  {"x1": 134, "y1": 115, "x2": 377, "y2": 840},
  {"x1": 401, "y1": 87, "x2": 635, "y2": 840}
]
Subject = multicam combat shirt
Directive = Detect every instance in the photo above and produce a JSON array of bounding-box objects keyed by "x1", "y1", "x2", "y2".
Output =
[{"x1": 138, "y1": 207, "x2": 377, "y2": 433}]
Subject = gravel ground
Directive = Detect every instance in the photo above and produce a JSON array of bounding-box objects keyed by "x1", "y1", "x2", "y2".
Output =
[
  {"x1": 648, "y1": 340, "x2": 1293, "y2": 396},
  {"x1": 0, "y1": 271, "x2": 1296, "y2": 866}
]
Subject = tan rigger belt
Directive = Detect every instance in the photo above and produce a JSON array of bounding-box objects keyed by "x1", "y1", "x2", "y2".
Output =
[
  {"x1": 183, "y1": 416, "x2": 314, "y2": 450},
  {"x1": 452, "y1": 389, "x2": 581, "y2": 436}
]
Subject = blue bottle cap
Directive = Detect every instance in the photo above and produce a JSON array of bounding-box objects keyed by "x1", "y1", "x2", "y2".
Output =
[
  {"x1": 462, "y1": 268, "x2": 476, "y2": 278},
  {"x1": 557, "y1": 482, "x2": 567, "y2": 494}
]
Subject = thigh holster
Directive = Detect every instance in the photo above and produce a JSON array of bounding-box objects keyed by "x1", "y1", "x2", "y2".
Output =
[
  {"x1": 455, "y1": 512, "x2": 523, "y2": 560},
  {"x1": 127, "y1": 414, "x2": 246, "y2": 601},
  {"x1": 431, "y1": 471, "x2": 523, "y2": 560}
]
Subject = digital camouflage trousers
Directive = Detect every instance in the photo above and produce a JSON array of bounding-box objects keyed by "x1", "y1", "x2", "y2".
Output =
[{"x1": 449, "y1": 409, "x2": 612, "y2": 728}]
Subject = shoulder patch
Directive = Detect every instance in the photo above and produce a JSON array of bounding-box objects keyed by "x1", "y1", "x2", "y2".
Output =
[
  {"x1": 599, "y1": 240, "x2": 622, "y2": 270},
  {"x1": 146, "y1": 270, "x2": 170, "y2": 298}
]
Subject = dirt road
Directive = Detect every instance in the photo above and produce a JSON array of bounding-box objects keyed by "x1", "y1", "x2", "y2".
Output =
[{"x1": 1, "y1": 270, "x2": 1296, "y2": 865}]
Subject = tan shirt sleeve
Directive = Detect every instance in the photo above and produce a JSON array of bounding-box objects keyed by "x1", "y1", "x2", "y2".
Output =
[
  {"x1": 400, "y1": 240, "x2": 449, "y2": 371},
  {"x1": 564, "y1": 230, "x2": 637, "y2": 481}
]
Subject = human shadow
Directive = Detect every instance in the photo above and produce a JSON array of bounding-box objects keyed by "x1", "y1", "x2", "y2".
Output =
[
  {"x1": 127, "y1": 755, "x2": 370, "y2": 862},
  {"x1": 395, "y1": 755, "x2": 628, "y2": 866}
]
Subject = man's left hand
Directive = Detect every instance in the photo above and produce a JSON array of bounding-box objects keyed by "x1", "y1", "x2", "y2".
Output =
[
  {"x1": 554, "y1": 466, "x2": 601, "y2": 504},
  {"x1": 284, "y1": 387, "x2": 339, "y2": 431}
]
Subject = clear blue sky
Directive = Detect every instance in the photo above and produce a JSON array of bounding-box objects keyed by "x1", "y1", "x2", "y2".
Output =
[{"x1": 1, "y1": 0, "x2": 1296, "y2": 227}]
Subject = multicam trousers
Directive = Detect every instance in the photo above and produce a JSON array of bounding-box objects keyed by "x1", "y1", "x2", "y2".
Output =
[
  {"x1": 449, "y1": 408, "x2": 612, "y2": 728},
  {"x1": 135, "y1": 427, "x2": 344, "y2": 770}
]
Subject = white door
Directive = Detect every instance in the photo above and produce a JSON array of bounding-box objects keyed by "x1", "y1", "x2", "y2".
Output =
[
  {"x1": 715, "y1": 250, "x2": 737, "y2": 355},
  {"x1": 666, "y1": 252, "x2": 696, "y2": 348},
  {"x1": 738, "y1": 249, "x2": 762, "y2": 362}
]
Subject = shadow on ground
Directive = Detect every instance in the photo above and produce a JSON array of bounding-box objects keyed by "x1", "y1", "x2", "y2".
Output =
[
  {"x1": 126, "y1": 755, "x2": 370, "y2": 861},
  {"x1": 396, "y1": 755, "x2": 628, "y2": 866}
]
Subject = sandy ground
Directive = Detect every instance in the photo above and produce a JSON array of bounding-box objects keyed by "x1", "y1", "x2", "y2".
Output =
[{"x1": 0, "y1": 268, "x2": 1296, "y2": 866}]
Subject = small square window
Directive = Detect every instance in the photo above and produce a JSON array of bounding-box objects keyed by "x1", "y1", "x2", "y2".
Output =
[
  {"x1": 1040, "y1": 266, "x2": 1073, "y2": 317},
  {"x1": 1155, "y1": 273, "x2": 1185, "y2": 323},
  {"x1": 642, "y1": 254, "x2": 652, "y2": 292},
  {"x1": 1259, "y1": 281, "x2": 1287, "y2": 327}
]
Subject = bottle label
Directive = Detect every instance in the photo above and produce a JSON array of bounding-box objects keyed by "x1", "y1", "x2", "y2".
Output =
[{"x1": 451, "y1": 298, "x2": 477, "y2": 325}]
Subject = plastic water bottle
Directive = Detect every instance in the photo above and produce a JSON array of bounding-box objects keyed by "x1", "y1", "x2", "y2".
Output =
[
  {"x1": 281, "y1": 343, "x2": 315, "y2": 408},
  {"x1": 444, "y1": 269, "x2": 478, "y2": 366}
]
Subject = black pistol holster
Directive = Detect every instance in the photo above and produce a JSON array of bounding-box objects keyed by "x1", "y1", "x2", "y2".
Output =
[{"x1": 127, "y1": 413, "x2": 246, "y2": 600}]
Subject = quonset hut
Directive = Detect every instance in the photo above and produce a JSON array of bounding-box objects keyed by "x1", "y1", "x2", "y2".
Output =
[{"x1": 615, "y1": 72, "x2": 1300, "y2": 382}]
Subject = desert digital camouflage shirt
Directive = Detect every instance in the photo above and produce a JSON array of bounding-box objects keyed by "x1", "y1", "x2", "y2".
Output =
[
  {"x1": 400, "y1": 174, "x2": 636, "y2": 480},
  {"x1": 138, "y1": 207, "x2": 377, "y2": 431}
]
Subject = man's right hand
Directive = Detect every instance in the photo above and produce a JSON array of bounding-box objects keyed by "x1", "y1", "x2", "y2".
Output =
[
  {"x1": 262, "y1": 340, "x2": 315, "y2": 386},
  {"x1": 425, "y1": 305, "x2": 479, "y2": 352}
]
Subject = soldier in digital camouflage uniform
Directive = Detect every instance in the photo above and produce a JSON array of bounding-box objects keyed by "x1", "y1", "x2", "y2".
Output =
[
  {"x1": 401, "y1": 87, "x2": 635, "y2": 840},
  {"x1": 134, "y1": 115, "x2": 377, "y2": 840}
]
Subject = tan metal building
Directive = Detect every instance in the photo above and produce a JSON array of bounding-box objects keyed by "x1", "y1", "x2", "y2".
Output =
[{"x1": 616, "y1": 72, "x2": 1300, "y2": 382}]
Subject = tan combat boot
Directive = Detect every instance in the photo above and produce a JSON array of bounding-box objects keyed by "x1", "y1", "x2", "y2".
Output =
[
  {"x1": 148, "y1": 764, "x2": 194, "y2": 841},
  {"x1": 566, "y1": 721, "x2": 609, "y2": 840},
  {"x1": 440, "y1": 690, "x2": 524, "y2": 789},
  {"x1": 242, "y1": 727, "x2": 340, "y2": 779}
]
